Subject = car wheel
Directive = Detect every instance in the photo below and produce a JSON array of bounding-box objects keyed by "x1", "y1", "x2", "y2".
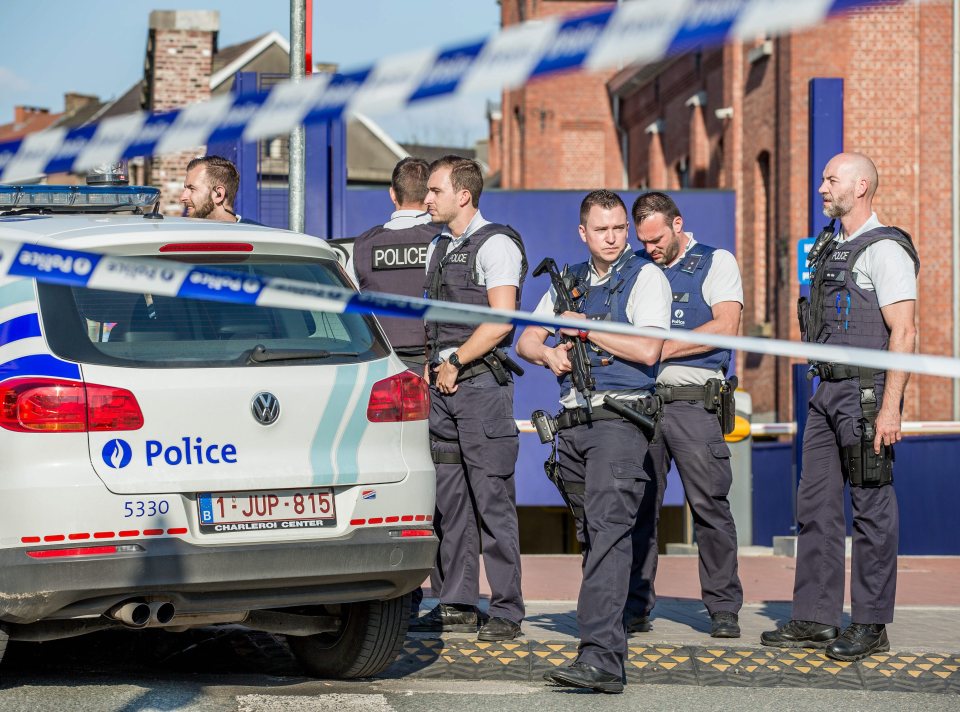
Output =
[{"x1": 287, "y1": 594, "x2": 411, "y2": 679}]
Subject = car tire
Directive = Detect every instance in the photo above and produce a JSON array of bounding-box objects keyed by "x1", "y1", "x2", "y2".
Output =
[
  {"x1": 0, "y1": 624, "x2": 8, "y2": 667},
  {"x1": 287, "y1": 594, "x2": 411, "y2": 679}
]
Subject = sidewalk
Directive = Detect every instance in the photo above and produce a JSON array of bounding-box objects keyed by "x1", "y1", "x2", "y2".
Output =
[{"x1": 388, "y1": 554, "x2": 960, "y2": 692}]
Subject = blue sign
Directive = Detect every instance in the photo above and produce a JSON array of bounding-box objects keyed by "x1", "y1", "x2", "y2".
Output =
[{"x1": 798, "y1": 237, "x2": 816, "y2": 286}]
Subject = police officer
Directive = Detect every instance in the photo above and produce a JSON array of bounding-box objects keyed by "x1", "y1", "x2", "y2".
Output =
[
  {"x1": 762, "y1": 152, "x2": 919, "y2": 660},
  {"x1": 180, "y1": 155, "x2": 260, "y2": 224},
  {"x1": 517, "y1": 190, "x2": 671, "y2": 693},
  {"x1": 410, "y1": 155, "x2": 526, "y2": 642},
  {"x1": 347, "y1": 157, "x2": 435, "y2": 372},
  {"x1": 625, "y1": 191, "x2": 744, "y2": 638},
  {"x1": 346, "y1": 157, "x2": 437, "y2": 619}
]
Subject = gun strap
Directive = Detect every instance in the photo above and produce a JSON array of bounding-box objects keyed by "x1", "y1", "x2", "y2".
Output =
[{"x1": 430, "y1": 436, "x2": 462, "y2": 465}]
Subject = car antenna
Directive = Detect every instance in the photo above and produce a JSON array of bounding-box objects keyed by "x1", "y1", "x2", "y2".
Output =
[{"x1": 143, "y1": 200, "x2": 164, "y2": 220}]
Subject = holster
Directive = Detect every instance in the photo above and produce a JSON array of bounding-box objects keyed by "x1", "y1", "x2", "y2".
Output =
[
  {"x1": 844, "y1": 370, "x2": 894, "y2": 488},
  {"x1": 544, "y1": 441, "x2": 583, "y2": 520},
  {"x1": 797, "y1": 297, "x2": 810, "y2": 341},
  {"x1": 844, "y1": 436, "x2": 894, "y2": 488},
  {"x1": 705, "y1": 376, "x2": 737, "y2": 435}
]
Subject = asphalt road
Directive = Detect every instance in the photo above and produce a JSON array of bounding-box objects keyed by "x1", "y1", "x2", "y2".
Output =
[
  {"x1": 1, "y1": 630, "x2": 957, "y2": 711},
  {"x1": 1, "y1": 678, "x2": 957, "y2": 712}
]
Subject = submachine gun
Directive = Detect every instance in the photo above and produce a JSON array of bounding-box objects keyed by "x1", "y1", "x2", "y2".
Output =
[{"x1": 532, "y1": 257, "x2": 596, "y2": 412}]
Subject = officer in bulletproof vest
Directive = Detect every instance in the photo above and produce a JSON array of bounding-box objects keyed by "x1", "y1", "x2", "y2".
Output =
[
  {"x1": 409, "y1": 155, "x2": 527, "y2": 643},
  {"x1": 347, "y1": 157, "x2": 437, "y2": 371},
  {"x1": 623, "y1": 191, "x2": 745, "y2": 641},
  {"x1": 517, "y1": 189, "x2": 672, "y2": 694},
  {"x1": 762, "y1": 152, "x2": 919, "y2": 661}
]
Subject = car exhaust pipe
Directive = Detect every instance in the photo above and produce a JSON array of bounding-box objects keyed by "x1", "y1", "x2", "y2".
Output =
[
  {"x1": 148, "y1": 601, "x2": 176, "y2": 626},
  {"x1": 108, "y1": 601, "x2": 150, "y2": 628}
]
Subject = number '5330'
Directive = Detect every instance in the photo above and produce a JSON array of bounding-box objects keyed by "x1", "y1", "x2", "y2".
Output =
[{"x1": 123, "y1": 500, "x2": 170, "y2": 517}]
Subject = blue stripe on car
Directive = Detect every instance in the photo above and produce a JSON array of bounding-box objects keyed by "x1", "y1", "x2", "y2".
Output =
[
  {"x1": 0, "y1": 313, "x2": 41, "y2": 345},
  {"x1": 0, "y1": 354, "x2": 81, "y2": 382}
]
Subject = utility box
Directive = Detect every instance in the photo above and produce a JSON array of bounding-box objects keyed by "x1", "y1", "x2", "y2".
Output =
[{"x1": 727, "y1": 389, "x2": 753, "y2": 547}]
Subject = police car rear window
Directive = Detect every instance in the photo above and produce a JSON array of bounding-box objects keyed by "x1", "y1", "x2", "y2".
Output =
[{"x1": 38, "y1": 258, "x2": 389, "y2": 368}]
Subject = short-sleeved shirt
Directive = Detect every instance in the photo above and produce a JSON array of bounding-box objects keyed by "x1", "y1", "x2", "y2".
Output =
[
  {"x1": 532, "y1": 246, "x2": 672, "y2": 408},
  {"x1": 345, "y1": 209, "x2": 432, "y2": 287},
  {"x1": 657, "y1": 234, "x2": 743, "y2": 387},
  {"x1": 425, "y1": 211, "x2": 524, "y2": 359},
  {"x1": 838, "y1": 212, "x2": 917, "y2": 307}
]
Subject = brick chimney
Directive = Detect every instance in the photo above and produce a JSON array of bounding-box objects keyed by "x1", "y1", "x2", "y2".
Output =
[
  {"x1": 144, "y1": 10, "x2": 220, "y2": 214},
  {"x1": 64, "y1": 93, "x2": 100, "y2": 117},
  {"x1": 14, "y1": 106, "x2": 49, "y2": 124}
]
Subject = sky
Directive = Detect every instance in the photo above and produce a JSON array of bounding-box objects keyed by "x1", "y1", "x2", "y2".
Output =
[{"x1": 0, "y1": 0, "x2": 502, "y2": 147}]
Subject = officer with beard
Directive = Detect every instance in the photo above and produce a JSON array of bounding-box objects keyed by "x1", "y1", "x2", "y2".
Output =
[{"x1": 180, "y1": 155, "x2": 260, "y2": 224}]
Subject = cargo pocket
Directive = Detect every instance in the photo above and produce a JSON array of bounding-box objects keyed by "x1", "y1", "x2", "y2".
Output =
[
  {"x1": 707, "y1": 441, "x2": 733, "y2": 496},
  {"x1": 482, "y1": 417, "x2": 519, "y2": 476},
  {"x1": 608, "y1": 461, "x2": 649, "y2": 524}
]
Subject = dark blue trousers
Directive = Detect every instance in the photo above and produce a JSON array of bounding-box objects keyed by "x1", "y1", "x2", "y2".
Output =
[
  {"x1": 429, "y1": 372, "x2": 524, "y2": 624},
  {"x1": 627, "y1": 401, "x2": 742, "y2": 619},
  {"x1": 558, "y1": 418, "x2": 654, "y2": 677},
  {"x1": 792, "y1": 379, "x2": 898, "y2": 626}
]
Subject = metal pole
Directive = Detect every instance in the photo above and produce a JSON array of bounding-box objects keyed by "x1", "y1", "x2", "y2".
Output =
[{"x1": 288, "y1": 0, "x2": 306, "y2": 233}]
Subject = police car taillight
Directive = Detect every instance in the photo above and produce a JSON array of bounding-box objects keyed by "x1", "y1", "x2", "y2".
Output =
[
  {"x1": 366, "y1": 371, "x2": 430, "y2": 423},
  {"x1": 0, "y1": 378, "x2": 144, "y2": 433}
]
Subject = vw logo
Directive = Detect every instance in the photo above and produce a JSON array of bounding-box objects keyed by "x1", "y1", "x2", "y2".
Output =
[
  {"x1": 102, "y1": 438, "x2": 133, "y2": 469},
  {"x1": 251, "y1": 392, "x2": 280, "y2": 426}
]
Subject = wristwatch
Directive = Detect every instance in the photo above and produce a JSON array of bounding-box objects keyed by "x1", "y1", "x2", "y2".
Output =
[{"x1": 448, "y1": 352, "x2": 464, "y2": 370}]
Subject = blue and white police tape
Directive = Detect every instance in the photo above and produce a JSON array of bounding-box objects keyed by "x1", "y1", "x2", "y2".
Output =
[
  {"x1": 0, "y1": 0, "x2": 919, "y2": 183},
  {"x1": 2, "y1": 235, "x2": 958, "y2": 380}
]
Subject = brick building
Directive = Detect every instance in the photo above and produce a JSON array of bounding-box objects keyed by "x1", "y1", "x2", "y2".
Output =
[
  {"x1": 492, "y1": 0, "x2": 957, "y2": 423},
  {"x1": 490, "y1": 0, "x2": 624, "y2": 189}
]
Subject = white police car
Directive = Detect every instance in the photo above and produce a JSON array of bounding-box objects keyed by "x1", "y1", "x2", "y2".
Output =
[{"x1": 0, "y1": 185, "x2": 436, "y2": 679}]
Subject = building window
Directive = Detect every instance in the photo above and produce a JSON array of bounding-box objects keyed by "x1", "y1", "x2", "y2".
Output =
[{"x1": 675, "y1": 157, "x2": 689, "y2": 189}]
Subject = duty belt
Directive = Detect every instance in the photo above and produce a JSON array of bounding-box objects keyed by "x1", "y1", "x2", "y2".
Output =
[
  {"x1": 555, "y1": 397, "x2": 655, "y2": 430},
  {"x1": 655, "y1": 384, "x2": 708, "y2": 403},
  {"x1": 429, "y1": 358, "x2": 491, "y2": 385},
  {"x1": 810, "y1": 362, "x2": 879, "y2": 381}
]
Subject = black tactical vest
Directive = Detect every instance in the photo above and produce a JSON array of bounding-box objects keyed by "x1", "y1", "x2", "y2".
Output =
[
  {"x1": 353, "y1": 222, "x2": 438, "y2": 351},
  {"x1": 424, "y1": 223, "x2": 527, "y2": 353},
  {"x1": 807, "y1": 226, "x2": 919, "y2": 378}
]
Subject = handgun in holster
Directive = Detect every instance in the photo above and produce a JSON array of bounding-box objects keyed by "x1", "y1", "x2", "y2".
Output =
[
  {"x1": 844, "y1": 379, "x2": 894, "y2": 488},
  {"x1": 705, "y1": 376, "x2": 737, "y2": 435}
]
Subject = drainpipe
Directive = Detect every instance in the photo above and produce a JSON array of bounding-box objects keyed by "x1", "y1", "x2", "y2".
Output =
[{"x1": 954, "y1": 0, "x2": 959, "y2": 417}]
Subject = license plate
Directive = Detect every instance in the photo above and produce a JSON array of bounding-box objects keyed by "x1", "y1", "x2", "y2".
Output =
[{"x1": 197, "y1": 488, "x2": 336, "y2": 533}]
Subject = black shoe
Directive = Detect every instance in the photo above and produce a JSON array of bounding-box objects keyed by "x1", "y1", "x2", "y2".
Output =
[
  {"x1": 760, "y1": 619, "x2": 839, "y2": 649},
  {"x1": 477, "y1": 616, "x2": 522, "y2": 641},
  {"x1": 545, "y1": 661, "x2": 624, "y2": 694},
  {"x1": 710, "y1": 611, "x2": 741, "y2": 638},
  {"x1": 625, "y1": 615, "x2": 652, "y2": 634},
  {"x1": 826, "y1": 623, "x2": 890, "y2": 661},
  {"x1": 408, "y1": 603, "x2": 478, "y2": 633}
]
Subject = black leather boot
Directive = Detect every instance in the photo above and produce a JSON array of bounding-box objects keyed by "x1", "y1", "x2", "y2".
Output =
[
  {"x1": 826, "y1": 623, "x2": 890, "y2": 661},
  {"x1": 760, "y1": 619, "x2": 839, "y2": 648}
]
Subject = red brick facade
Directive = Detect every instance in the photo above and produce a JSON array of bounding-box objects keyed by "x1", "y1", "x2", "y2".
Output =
[
  {"x1": 494, "y1": 1, "x2": 957, "y2": 423},
  {"x1": 143, "y1": 11, "x2": 218, "y2": 214},
  {"x1": 494, "y1": 0, "x2": 624, "y2": 190}
]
